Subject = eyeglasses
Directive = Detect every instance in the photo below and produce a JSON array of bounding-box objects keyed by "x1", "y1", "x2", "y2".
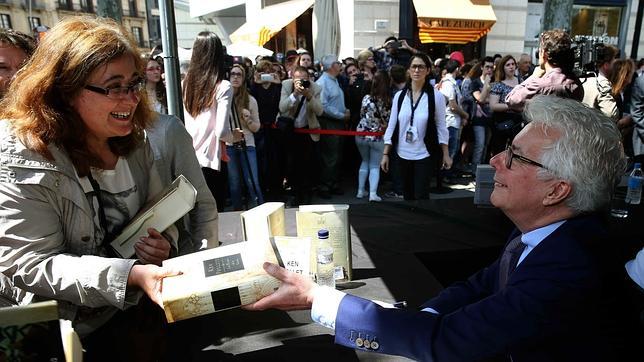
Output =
[
  {"x1": 410, "y1": 64, "x2": 427, "y2": 71},
  {"x1": 146, "y1": 66, "x2": 162, "y2": 72},
  {"x1": 504, "y1": 144, "x2": 546, "y2": 170},
  {"x1": 84, "y1": 78, "x2": 145, "y2": 99},
  {"x1": 230, "y1": 72, "x2": 244, "y2": 78}
]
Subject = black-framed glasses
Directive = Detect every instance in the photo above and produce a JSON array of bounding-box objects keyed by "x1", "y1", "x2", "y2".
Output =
[
  {"x1": 505, "y1": 144, "x2": 546, "y2": 170},
  {"x1": 84, "y1": 78, "x2": 145, "y2": 99},
  {"x1": 410, "y1": 64, "x2": 427, "y2": 71}
]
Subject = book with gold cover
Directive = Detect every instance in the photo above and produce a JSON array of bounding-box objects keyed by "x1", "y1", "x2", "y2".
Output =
[
  {"x1": 240, "y1": 202, "x2": 286, "y2": 242},
  {"x1": 161, "y1": 240, "x2": 281, "y2": 323},
  {"x1": 296, "y1": 204, "x2": 352, "y2": 281}
]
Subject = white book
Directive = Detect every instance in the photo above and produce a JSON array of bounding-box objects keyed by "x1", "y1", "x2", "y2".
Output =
[
  {"x1": 296, "y1": 204, "x2": 352, "y2": 281},
  {"x1": 239, "y1": 202, "x2": 286, "y2": 242},
  {"x1": 111, "y1": 175, "x2": 197, "y2": 258},
  {"x1": 272, "y1": 236, "x2": 312, "y2": 278},
  {"x1": 162, "y1": 240, "x2": 281, "y2": 323}
]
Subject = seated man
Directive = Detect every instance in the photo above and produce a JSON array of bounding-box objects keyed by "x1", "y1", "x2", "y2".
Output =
[{"x1": 246, "y1": 95, "x2": 626, "y2": 361}]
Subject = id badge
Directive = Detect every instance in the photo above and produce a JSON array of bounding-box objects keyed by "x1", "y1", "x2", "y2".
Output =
[
  {"x1": 405, "y1": 125, "x2": 417, "y2": 143},
  {"x1": 405, "y1": 129, "x2": 414, "y2": 143}
]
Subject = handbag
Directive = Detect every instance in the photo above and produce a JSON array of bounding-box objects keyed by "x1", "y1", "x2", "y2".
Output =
[{"x1": 276, "y1": 95, "x2": 306, "y2": 133}]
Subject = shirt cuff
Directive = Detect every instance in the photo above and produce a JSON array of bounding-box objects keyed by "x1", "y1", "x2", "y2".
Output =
[
  {"x1": 421, "y1": 307, "x2": 440, "y2": 314},
  {"x1": 289, "y1": 93, "x2": 298, "y2": 104},
  {"x1": 310, "y1": 285, "x2": 346, "y2": 330}
]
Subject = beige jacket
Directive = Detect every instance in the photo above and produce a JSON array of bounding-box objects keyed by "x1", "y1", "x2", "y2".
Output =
[
  {"x1": 581, "y1": 74, "x2": 618, "y2": 120},
  {"x1": 0, "y1": 122, "x2": 175, "y2": 336},
  {"x1": 279, "y1": 79, "x2": 323, "y2": 141}
]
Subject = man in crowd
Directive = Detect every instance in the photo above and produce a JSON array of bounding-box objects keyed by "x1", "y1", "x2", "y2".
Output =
[
  {"x1": 581, "y1": 44, "x2": 619, "y2": 119},
  {"x1": 246, "y1": 95, "x2": 626, "y2": 361},
  {"x1": 278, "y1": 66, "x2": 323, "y2": 205},
  {"x1": 438, "y1": 59, "x2": 469, "y2": 181},
  {"x1": 316, "y1": 54, "x2": 349, "y2": 198},
  {"x1": 506, "y1": 29, "x2": 583, "y2": 111},
  {"x1": 369, "y1": 36, "x2": 419, "y2": 71},
  {"x1": 517, "y1": 53, "x2": 533, "y2": 82},
  {"x1": 0, "y1": 28, "x2": 35, "y2": 99}
]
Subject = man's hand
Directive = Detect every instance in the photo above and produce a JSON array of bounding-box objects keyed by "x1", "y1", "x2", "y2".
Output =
[
  {"x1": 243, "y1": 262, "x2": 317, "y2": 311},
  {"x1": 135, "y1": 228, "x2": 171, "y2": 266},
  {"x1": 293, "y1": 80, "x2": 304, "y2": 95},
  {"x1": 344, "y1": 110, "x2": 351, "y2": 121},
  {"x1": 532, "y1": 66, "x2": 546, "y2": 78},
  {"x1": 127, "y1": 264, "x2": 182, "y2": 308},
  {"x1": 442, "y1": 153, "x2": 453, "y2": 170}
]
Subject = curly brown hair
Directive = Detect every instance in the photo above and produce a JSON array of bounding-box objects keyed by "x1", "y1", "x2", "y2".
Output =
[
  {"x1": 540, "y1": 29, "x2": 574, "y2": 71},
  {"x1": 0, "y1": 16, "x2": 152, "y2": 177}
]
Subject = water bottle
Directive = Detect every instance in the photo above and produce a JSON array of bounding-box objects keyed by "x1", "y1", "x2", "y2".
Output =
[
  {"x1": 315, "y1": 229, "x2": 335, "y2": 288},
  {"x1": 625, "y1": 163, "x2": 643, "y2": 205}
]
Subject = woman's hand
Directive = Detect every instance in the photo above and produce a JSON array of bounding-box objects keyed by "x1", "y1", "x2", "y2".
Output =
[
  {"x1": 127, "y1": 264, "x2": 182, "y2": 308},
  {"x1": 380, "y1": 154, "x2": 390, "y2": 173},
  {"x1": 242, "y1": 108, "x2": 251, "y2": 124},
  {"x1": 232, "y1": 128, "x2": 245, "y2": 142},
  {"x1": 135, "y1": 228, "x2": 171, "y2": 266},
  {"x1": 442, "y1": 153, "x2": 453, "y2": 170}
]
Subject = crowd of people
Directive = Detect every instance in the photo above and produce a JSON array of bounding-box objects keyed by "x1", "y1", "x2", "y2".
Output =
[
  {"x1": 0, "y1": 15, "x2": 643, "y2": 361},
  {"x1": 153, "y1": 30, "x2": 644, "y2": 210}
]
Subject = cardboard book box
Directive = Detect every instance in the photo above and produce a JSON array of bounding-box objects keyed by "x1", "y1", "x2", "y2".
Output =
[{"x1": 161, "y1": 240, "x2": 281, "y2": 323}]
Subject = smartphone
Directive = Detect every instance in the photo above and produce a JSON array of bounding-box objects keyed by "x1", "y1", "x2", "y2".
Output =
[{"x1": 260, "y1": 73, "x2": 273, "y2": 82}]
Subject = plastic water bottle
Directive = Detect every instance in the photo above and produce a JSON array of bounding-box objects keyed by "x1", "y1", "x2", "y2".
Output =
[
  {"x1": 625, "y1": 163, "x2": 643, "y2": 205},
  {"x1": 315, "y1": 229, "x2": 335, "y2": 288}
]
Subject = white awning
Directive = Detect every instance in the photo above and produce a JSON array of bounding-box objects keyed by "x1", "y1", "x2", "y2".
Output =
[
  {"x1": 189, "y1": 0, "x2": 245, "y2": 18},
  {"x1": 229, "y1": 0, "x2": 314, "y2": 46}
]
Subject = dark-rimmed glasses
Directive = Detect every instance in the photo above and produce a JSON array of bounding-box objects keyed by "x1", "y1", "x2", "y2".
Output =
[
  {"x1": 505, "y1": 144, "x2": 546, "y2": 170},
  {"x1": 410, "y1": 64, "x2": 427, "y2": 71},
  {"x1": 230, "y1": 71, "x2": 244, "y2": 78},
  {"x1": 84, "y1": 78, "x2": 145, "y2": 99}
]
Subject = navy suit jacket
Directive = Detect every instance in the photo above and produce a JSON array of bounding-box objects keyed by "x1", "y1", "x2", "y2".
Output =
[{"x1": 334, "y1": 215, "x2": 622, "y2": 361}]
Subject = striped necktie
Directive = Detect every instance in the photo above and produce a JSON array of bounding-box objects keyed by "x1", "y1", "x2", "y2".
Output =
[{"x1": 498, "y1": 234, "x2": 526, "y2": 289}]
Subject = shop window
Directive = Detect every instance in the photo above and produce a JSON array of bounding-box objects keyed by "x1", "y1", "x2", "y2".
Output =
[{"x1": 571, "y1": 5, "x2": 621, "y2": 45}]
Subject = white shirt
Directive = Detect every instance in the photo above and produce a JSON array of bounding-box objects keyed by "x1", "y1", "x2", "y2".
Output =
[
  {"x1": 383, "y1": 88, "x2": 449, "y2": 161},
  {"x1": 311, "y1": 220, "x2": 567, "y2": 327},
  {"x1": 289, "y1": 93, "x2": 309, "y2": 128},
  {"x1": 439, "y1": 74, "x2": 462, "y2": 129}
]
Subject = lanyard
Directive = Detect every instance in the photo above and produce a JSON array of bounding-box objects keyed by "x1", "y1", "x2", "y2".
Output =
[
  {"x1": 86, "y1": 172, "x2": 113, "y2": 247},
  {"x1": 408, "y1": 90, "x2": 423, "y2": 127}
]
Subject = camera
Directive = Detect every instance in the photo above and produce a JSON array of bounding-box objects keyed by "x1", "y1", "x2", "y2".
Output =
[
  {"x1": 572, "y1": 36, "x2": 608, "y2": 77},
  {"x1": 301, "y1": 79, "x2": 311, "y2": 88},
  {"x1": 260, "y1": 73, "x2": 274, "y2": 82}
]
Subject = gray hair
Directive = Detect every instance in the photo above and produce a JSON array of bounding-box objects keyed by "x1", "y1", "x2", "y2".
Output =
[
  {"x1": 524, "y1": 95, "x2": 626, "y2": 214},
  {"x1": 320, "y1": 54, "x2": 338, "y2": 70}
]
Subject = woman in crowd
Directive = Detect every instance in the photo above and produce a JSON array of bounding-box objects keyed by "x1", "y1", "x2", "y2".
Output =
[
  {"x1": 381, "y1": 53, "x2": 451, "y2": 200},
  {"x1": 609, "y1": 58, "x2": 636, "y2": 156},
  {"x1": 0, "y1": 17, "x2": 178, "y2": 359},
  {"x1": 145, "y1": 56, "x2": 167, "y2": 113},
  {"x1": 183, "y1": 31, "x2": 241, "y2": 212},
  {"x1": 226, "y1": 64, "x2": 263, "y2": 210},
  {"x1": 251, "y1": 59, "x2": 283, "y2": 200},
  {"x1": 357, "y1": 49, "x2": 376, "y2": 81},
  {"x1": 468, "y1": 58, "x2": 494, "y2": 171},
  {"x1": 488, "y1": 54, "x2": 521, "y2": 155},
  {"x1": 355, "y1": 70, "x2": 392, "y2": 202}
]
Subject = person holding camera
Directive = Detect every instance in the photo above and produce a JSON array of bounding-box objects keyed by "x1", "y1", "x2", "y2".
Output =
[
  {"x1": 581, "y1": 44, "x2": 619, "y2": 120},
  {"x1": 344, "y1": 62, "x2": 370, "y2": 131},
  {"x1": 370, "y1": 36, "x2": 419, "y2": 72},
  {"x1": 506, "y1": 29, "x2": 583, "y2": 112},
  {"x1": 279, "y1": 66, "x2": 323, "y2": 205}
]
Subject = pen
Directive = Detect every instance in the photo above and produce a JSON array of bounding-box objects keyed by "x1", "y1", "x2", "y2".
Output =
[{"x1": 393, "y1": 301, "x2": 408, "y2": 309}]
